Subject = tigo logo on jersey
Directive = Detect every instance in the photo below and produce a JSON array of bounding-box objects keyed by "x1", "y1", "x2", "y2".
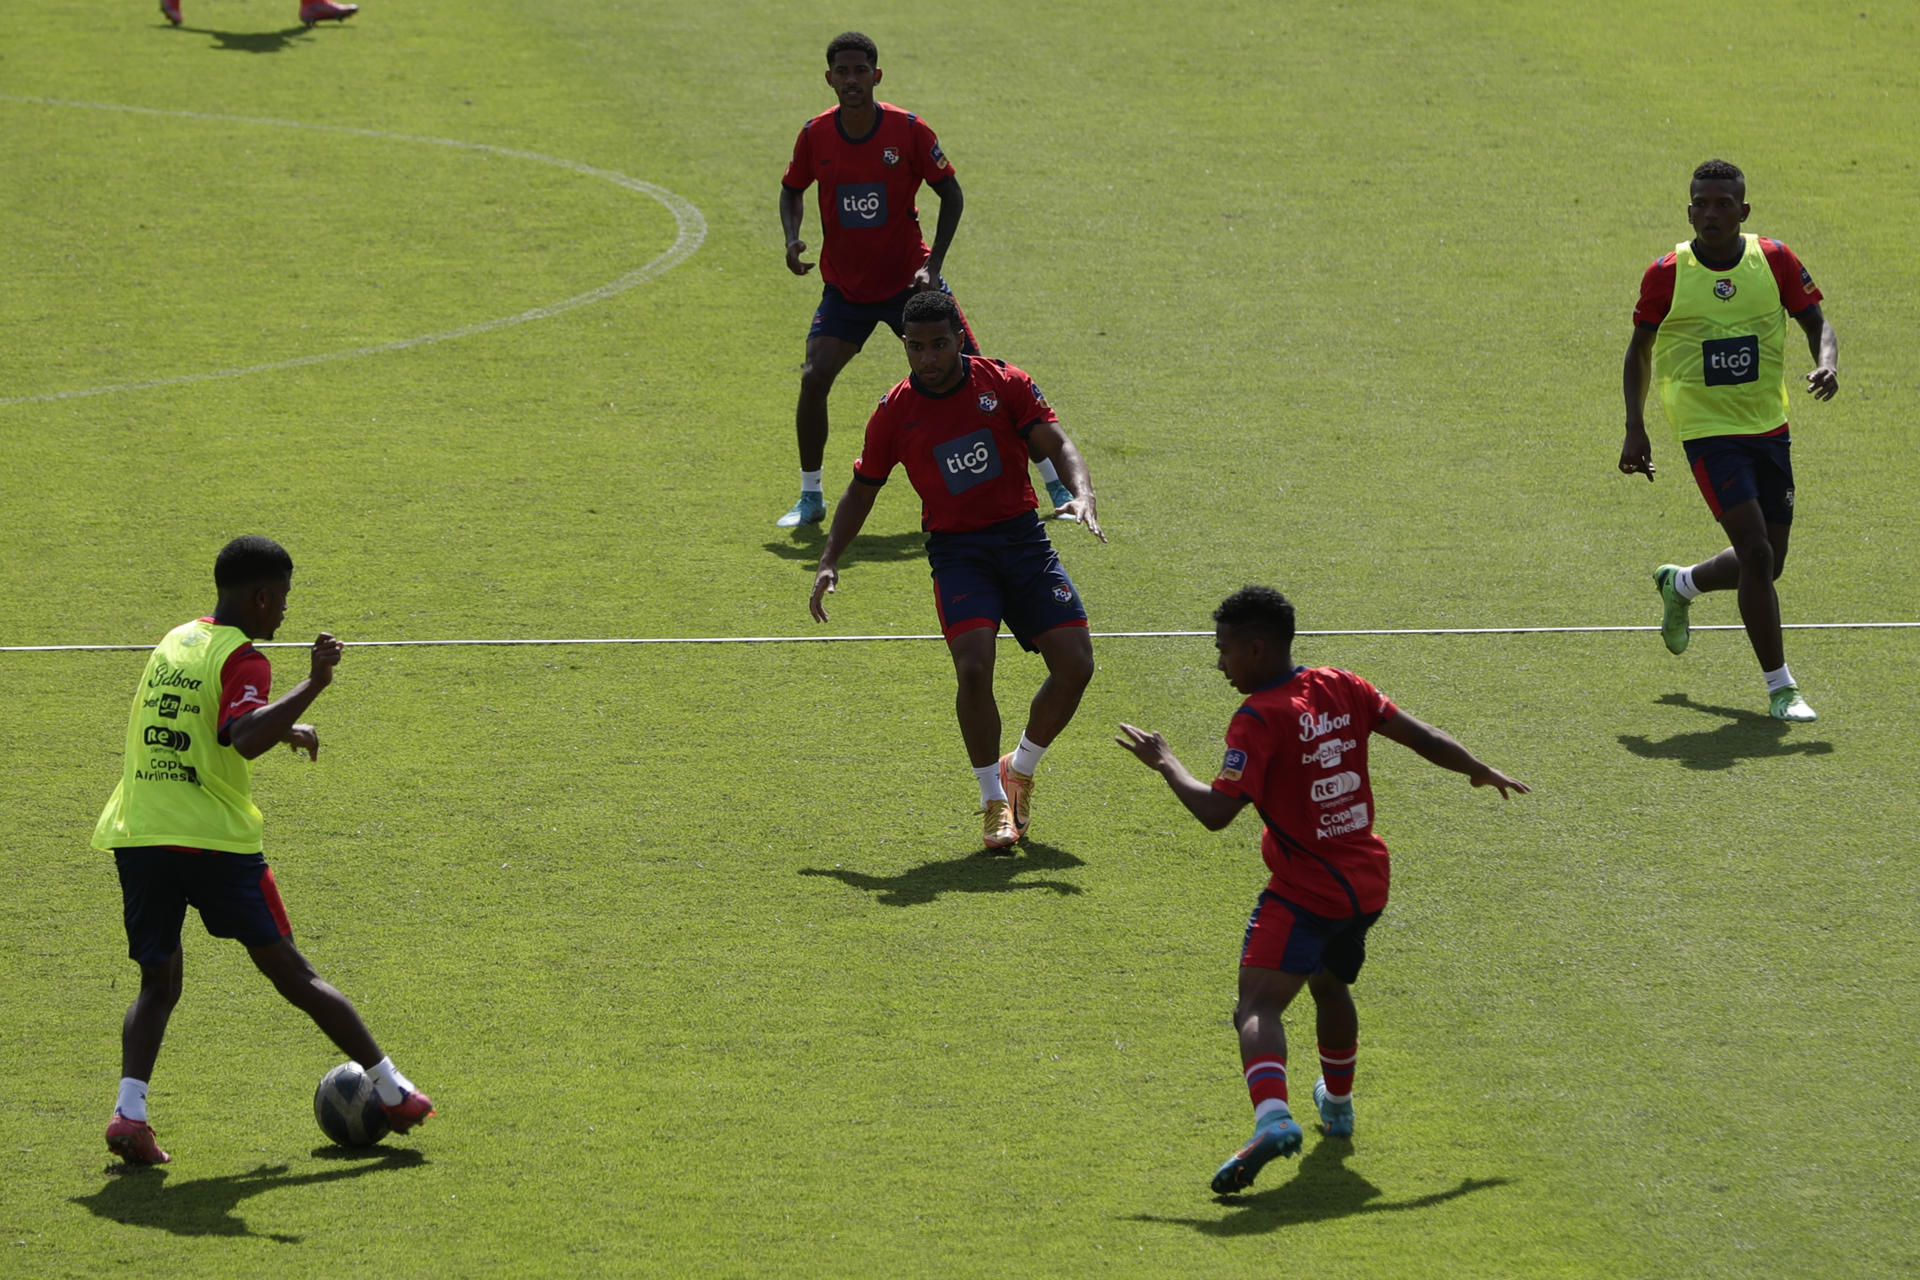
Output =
[
  {"x1": 882, "y1": 146, "x2": 900, "y2": 166},
  {"x1": 836, "y1": 182, "x2": 888, "y2": 228},
  {"x1": 1701, "y1": 335, "x2": 1759, "y2": 386},
  {"x1": 934, "y1": 428, "x2": 1004, "y2": 495},
  {"x1": 1713, "y1": 279, "x2": 1737, "y2": 300},
  {"x1": 1220, "y1": 748, "x2": 1247, "y2": 782},
  {"x1": 1310, "y1": 771, "x2": 1363, "y2": 803}
]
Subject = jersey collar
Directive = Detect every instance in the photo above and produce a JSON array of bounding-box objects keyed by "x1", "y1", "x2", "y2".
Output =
[{"x1": 1254, "y1": 665, "x2": 1306, "y2": 693}]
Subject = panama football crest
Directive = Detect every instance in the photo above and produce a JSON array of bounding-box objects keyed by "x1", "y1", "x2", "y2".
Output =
[
  {"x1": 978, "y1": 392, "x2": 999, "y2": 413},
  {"x1": 1714, "y1": 279, "x2": 1737, "y2": 300},
  {"x1": 882, "y1": 146, "x2": 900, "y2": 167}
]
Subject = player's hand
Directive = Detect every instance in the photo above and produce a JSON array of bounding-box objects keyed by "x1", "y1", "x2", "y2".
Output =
[
  {"x1": 1470, "y1": 768, "x2": 1529, "y2": 798},
  {"x1": 308, "y1": 632, "x2": 343, "y2": 685},
  {"x1": 910, "y1": 265, "x2": 935, "y2": 293},
  {"x1": 1618, "y1": 426, "x2": 1656, "y2": 481},
  {"x1": 809, "y1": 565, "x2": 839, "y2": 622},
  {"x1": 786, "y1": 239, "x2": 814, "y2": 276},
  {"x1": 1114, "y1": 722, "x2": 1176, "y2": 773},
  {"x1": 1058, "y1": 495, "x2": 1106, "y2": 543},
  {"x1": 285, "y1": 724, "x2": 322, "y2": 761},
  {"x1": 1806, "y1": 366, "x2": 1839, "y2": 401}
]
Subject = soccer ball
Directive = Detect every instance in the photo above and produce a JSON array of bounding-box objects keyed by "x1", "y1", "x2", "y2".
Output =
[{"x1": 313, "y1": 1061, "x2": 392, "y2": 1147}]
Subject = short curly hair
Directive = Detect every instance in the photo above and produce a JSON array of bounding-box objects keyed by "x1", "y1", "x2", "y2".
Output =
[
  {"x1": 827, "y1": 31, "x2": 877, "y2": 66},
  {"x1": 1214, "y1": 585, "x2": 1296, "y2": 650},
  {"x1": 1692, "y1": 158, "x2": 1745, "y2": 197}
]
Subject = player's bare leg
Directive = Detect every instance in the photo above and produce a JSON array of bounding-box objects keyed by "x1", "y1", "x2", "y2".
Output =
[
  {"x1": 247, "y1": 938, "x2": 382, "y2": 1066},
  {"x1": 782, "y1": 336, "x2": 862, "y2": 526},
  {"x1": 1023, "y1": 625, "x2": 1095, "y2": 748},
  {"x1": 948, "y1": 628, "x2": 1018, "y2": 848},
  {"x1": 121, "y1": 949, "x2": 183, "y2": 1084},
  {"x1": 1214, "y1": 964, "x2": 1309, "y2": 1193},
  {"x1": 1688, "y1": 500, "x2": 1791, "y2": 670}
]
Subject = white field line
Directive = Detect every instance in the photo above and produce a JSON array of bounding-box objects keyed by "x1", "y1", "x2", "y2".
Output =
[
  {"x1": 0, "y1": 97, "x2": 706, "y2": 406},
  {"x1": 4, "y1": 623, "x2": 1916, "y2": 654}
]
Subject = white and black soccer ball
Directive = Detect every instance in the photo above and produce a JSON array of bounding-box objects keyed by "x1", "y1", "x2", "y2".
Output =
[{"x1": 314, "y1": 1061, "x2": 392, "y2": 1147}]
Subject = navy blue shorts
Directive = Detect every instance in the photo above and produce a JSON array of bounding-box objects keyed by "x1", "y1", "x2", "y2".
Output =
[
  {"x1": 809, "y1": 278, "x2": 980, "y2": 352},
  {"x1": 1683, "y1": 428, "x2": 1795, "y2": 525},
  {"x1": 926, "y1": 512, "x2": 1088, "y2": 652},
  {"x1": 1239, "y1": 890, "x2": 1381, "y2": 982},
  {"x1": 115, "y1": 847, "x2": 292, "y2": 965}
]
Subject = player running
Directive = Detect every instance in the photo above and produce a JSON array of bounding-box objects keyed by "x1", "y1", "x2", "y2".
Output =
[
  {"x1": 1619, "y1": 158, "x2": 1839, "y2": 722},
  {"x1": 809, "y1": 291, "x2": 1104, "y2": 851},
  {"x1": 93, "y1": 537, "x2": 432, "y2": 1165},
  {"x1": 776, "y1": 31, "x2": 1076, "y2": 528},
  {"x1": 1116, "y1": 586, "x2": 1527, "y2": 1195}
]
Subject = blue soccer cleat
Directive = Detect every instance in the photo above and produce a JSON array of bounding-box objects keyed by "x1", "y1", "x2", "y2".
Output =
[
  {"x1": 776, "y1": 491, "x2": 826, "y2": 528},
  {"x1": 1044, "y1": 478, "x2": 1075, "y2": 518},
  {"x1": 1312, "y1": 1077, "x2": 1354, "y2": 1137},
  {"x1": 1210, "y1": 1111, "x2": 1302, "y2": 1194}
]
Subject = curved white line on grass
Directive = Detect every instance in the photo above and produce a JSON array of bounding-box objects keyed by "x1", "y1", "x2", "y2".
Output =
[
  {"x1": 0, "y1": 96, "x2": 706, "y2": 406},
  {"x1": 6, "y1": 622, "x2": 1916, "y2": 654}
]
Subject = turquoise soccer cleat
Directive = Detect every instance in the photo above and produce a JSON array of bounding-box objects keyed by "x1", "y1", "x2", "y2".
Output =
[
  {"x1": 1044, "y1": 478, "x2": 1075, "y2": 518},
  {"x1": 1769, "y1": 686, "x2": 1816, "y2": 723},
  {"x1": 1312, "y1": 1077, "x2": 1354, "y2": 1137},
  {"x1": 776, "y1": 491, "x2": 826, "y2": 528},
  {"x1": 1209, "y1": 1111, "x2": 1302, "y2": 1194},
  {"x1": 1653, "y1": 564, "x2": 1691, "y2": 655}
]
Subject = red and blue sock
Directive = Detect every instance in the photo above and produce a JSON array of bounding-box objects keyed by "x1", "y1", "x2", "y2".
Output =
[
  {"x1": 1244, "y1": 1055, "x2": 1289, "y2": 1122},
  {"x1": 1318, "y1": 1042, "x2": 1356, "y2": 1101}
]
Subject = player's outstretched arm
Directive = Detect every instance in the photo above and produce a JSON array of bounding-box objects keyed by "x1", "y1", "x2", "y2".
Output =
[
  {"x1": 1376, "y1": 711, "x2": 1529, "y2": 798},
  {"x1": 1026, "y1": 421, "x2": 1105, "y2": 542},
  {"x1": 810, "y1": 480, "x2": 880, "y2": 622},
  {"x1": 227, "y1": 633, "x2": 342, "y2": 761},
  {"x1": 1115, "y1": 723, "x2": 1248, "y2": 830},
  {"x1": 1619, "y1": 325, "x2": 1658, "y2": 481},
  {"x1": 1795, "y1": 304, "x2": 1839, "y2": 400}
]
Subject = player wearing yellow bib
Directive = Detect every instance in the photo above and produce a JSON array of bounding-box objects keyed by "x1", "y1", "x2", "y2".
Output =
[
  {"x1": 1620, "y1": 159, "x2": 1838, "y2": 722},
  {"x1": 93, "y1": 537, "x2": 433, "y2": 1165}
]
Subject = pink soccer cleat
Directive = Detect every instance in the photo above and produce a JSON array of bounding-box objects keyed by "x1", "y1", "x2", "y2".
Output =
[
  {"x1": 106, "y1": 1114, "x2": 171, "y2": 1165},
  {"x1": 381, "y1": 1089, "x2": 436, "y2": 1134},
  {"x1": 159, "y1": 0, "x2": 182, "y2": 25},
  {"x1": 299, "y1": 1, "x2": 358, "y2": 25}
]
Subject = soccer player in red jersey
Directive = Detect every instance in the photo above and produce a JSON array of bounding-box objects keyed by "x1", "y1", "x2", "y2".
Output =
[
  {"x1": 776, "y1": 32, "x2": 1077, "y2": 527},
  {"x1": 809, "y1": 292, "x2": 1105, "y2": 850},
  {"x1": 92, "y1": 537, "x2": 432, "y2": 1164},
  {"x1": 1620, "y1": 159, "x2": 1839, "y2": 722},
  {"x1": 1116, "y1": 586, "x2": 1527, "y2": 1195}
]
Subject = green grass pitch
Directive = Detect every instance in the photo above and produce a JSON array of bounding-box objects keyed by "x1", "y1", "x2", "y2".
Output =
[{"x1": 3, "y1": 0, "x2": 1917, "y2": 1275}]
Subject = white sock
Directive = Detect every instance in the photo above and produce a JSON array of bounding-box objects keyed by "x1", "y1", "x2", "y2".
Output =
[
  {"x1": 800, "y1": 469, "x2": 823, "y2": 495},
  {"x1": 1763, "y1": 665, "x2": 1795, "y2": 694},
  {"x1": 1010, "y1": 733, "x2": 1046, "y2": 778},
  {"x1": 115, "y1": 1077, "x2": 149, "y2": 1123},
  {"x1": 365, "y1": 1056, "x2": 416, "y2": 1106},
  {"x1": 1674, "y1": 566, "x2": 1702, "y2": 600},
  {"x1": 1253, "y1": 1098, "x2": 1291, "y2": 1124},
  {"x1": 974, "y1": 763, "x2": 1007, "y2": 806},
  {"x1": 1035, "y1": 458, "x2": 1062, "y2": 484}
]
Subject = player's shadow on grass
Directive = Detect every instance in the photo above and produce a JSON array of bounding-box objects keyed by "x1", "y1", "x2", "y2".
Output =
[
  {"x1": 1617, "y1": 692, "x2": 1834, "y2": 771},
  {"x1": 799, "y1": 839, "x2": 1084, "y2": 906},
  {"x1": 762, "y1": 529, "x2": 927, "y2": 565},
  {"x1": 1130, "y1": 1137, "x2": 1510, "y2": 1235},
  {"x1": 177, "y1": 26, "x2": 316, "y2": 53},
  {"x1": 71, "y1": 1147, "x2": 424, "y2": 1243}
]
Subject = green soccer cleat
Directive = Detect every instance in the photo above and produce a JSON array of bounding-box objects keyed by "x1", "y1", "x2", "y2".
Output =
[
  {"x1": 1770, "y1": 686, "x2": 1816, "y2": 723},
  {"x1": 776, "y1": 491, "x2": 826, "y2": 528},
  {"x1": 1653, "y1": 564, "x2": 1691, "y2": 655},
  {"x1": 1044, "y1": 478, "x2": 1075, "y2": 519},
  {"x1": 1312, "y1": 1077, "x2": 1354, "y2": 1138},
  {"x1": 1209, "y1": 1111, "x2": 1302, "y2": 1195}
]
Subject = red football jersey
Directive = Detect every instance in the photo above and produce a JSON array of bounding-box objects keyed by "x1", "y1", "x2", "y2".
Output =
[
  {"x1": 853, "y1": 356, "x2": 1056, "y2": 533},
  {"x1": 1633, "y1": 237, "x2": 1823, "y2": 326},
  {"x1": 195, "y1": 617, "x2": 272, "y2": 739},
  {"x1": 1211, "y1": 667, "x2": 1400, "y2": 917},
  {"x1": 781, "y1": 103, "x2": 955, "y2": 303}
]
